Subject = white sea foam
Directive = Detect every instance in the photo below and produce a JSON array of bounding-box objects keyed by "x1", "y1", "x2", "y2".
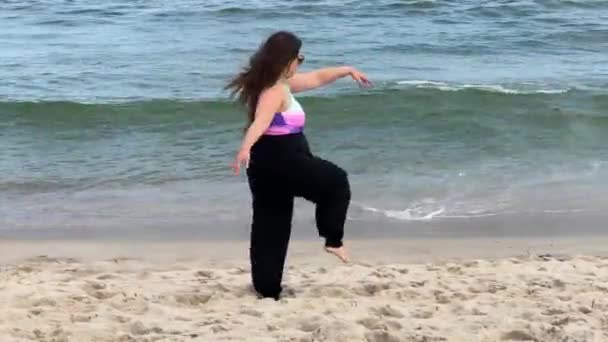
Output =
[
  {"x1": 396, "y1": 80, "x2": 569, "y2": 94},
  {"x1": 359, "y1": 201, "x2": 446, "y2": 221}
]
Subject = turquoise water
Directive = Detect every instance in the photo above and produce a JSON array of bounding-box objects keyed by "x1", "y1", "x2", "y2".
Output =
[{"x1": 1, "y1": 0, "x2": 608, "y2": 238}]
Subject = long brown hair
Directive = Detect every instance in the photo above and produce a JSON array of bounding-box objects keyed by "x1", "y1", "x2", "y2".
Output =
[{"x1": 226, "y1": 31, "x2": 302, "y2": 125}]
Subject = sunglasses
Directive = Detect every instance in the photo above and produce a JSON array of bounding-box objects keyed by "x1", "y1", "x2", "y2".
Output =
[{"x1": 297, "y1": 54, "x2": 305, "y2": 64}]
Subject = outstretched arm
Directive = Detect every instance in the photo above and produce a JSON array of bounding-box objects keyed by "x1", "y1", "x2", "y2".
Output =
[{"x1": 288, "y1": 66, "x2": 372, "y2": 93}]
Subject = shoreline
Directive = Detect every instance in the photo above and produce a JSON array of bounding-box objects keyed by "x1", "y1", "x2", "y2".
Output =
[
  {"x1": 3, "y1": 210, "x2": 608, "y2": 242},
  {"x1": 2, "y1": 236, "x2": 608, "y2": 264},
  {"x1": 0, "y1": 236, "x2": 608, "y2": 263}
]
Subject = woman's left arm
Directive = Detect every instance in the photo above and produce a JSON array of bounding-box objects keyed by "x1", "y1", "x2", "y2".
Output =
[{"x1": 289, "y1": 66, "x2": 372, "y2": 93}]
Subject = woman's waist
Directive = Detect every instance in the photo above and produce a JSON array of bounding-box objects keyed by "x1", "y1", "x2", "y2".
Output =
[{"x1": 251, "y1": 132, "x2": 311, "y2": 156}]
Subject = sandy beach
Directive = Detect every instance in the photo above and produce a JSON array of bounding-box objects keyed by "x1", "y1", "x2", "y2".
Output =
[
  {"x1": 3, "y1": 0, "x2": 608, "y2": 341},
  {"x1": 0, "y1": 238, "x2": 607, "y2": 342}
]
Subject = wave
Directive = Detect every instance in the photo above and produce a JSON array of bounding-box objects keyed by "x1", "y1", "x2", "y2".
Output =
[
  {"x1": 213, "y1": 6, "x2": 254, "y2": 14},
  {"x1": 356, "y1": 203, "x2": 599, "y2": 222},
  {"x1": 395, "y1": 80, "x2": 570, "y2": 94},
  {"x1": 359, "y1": 204, "x2": 446, "y2": 221},
  {"x1": 200, "y1": 0, "x2": 608, "y2": 17},
  {"x1": 537, "y1": 0, "x2": 608, "y2": 10},
  {"x1": 382, "y1": 0, "x2": 440, "y2": 10},
  {"x1": 1, "y1": 83, "x2": 607, "y2": 129}
]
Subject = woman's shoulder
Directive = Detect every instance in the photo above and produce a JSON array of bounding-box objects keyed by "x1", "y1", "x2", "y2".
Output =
[
  {"x1": 262, "y1": 83, "x2": 288, "y2": 96},
  {"x1": 259, "y1": 83, "x2": 289, "y2": 106}
]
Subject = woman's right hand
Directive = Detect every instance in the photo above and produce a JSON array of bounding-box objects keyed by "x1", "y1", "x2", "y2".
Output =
[{"x1": 232, "y1": 148, "x2": 250, "y2": 175}]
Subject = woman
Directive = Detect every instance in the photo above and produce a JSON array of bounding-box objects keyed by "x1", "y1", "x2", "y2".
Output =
[{"x1": 227, "y1": 31, "x2": 371, "y2": 300}]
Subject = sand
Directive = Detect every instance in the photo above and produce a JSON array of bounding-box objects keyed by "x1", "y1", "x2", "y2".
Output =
[{"x1": 1, "y1": 238, "x2": 608, "y2": 342}]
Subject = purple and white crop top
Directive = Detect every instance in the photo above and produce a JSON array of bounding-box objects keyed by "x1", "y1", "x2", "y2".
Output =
[{"x1": 264, "y1": 88, "x2": 306, "y2": 136}]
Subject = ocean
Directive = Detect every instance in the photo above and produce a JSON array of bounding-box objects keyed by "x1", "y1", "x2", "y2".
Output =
[{"x1": 1, "y1": 0, "x2": 608, "y2": 239}]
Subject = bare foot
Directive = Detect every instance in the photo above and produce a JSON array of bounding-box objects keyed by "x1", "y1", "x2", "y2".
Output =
[{"x1": 324, "y1": 246, "x2": 350, "y2": 263}]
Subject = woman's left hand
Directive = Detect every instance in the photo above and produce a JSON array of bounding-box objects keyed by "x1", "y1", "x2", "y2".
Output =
[
  {"x1": 232, "y1": 148, "x2": 250, "y2": 176},
  {"x1": 348, "y1": 68, "x2": 373, "y2": 88}
]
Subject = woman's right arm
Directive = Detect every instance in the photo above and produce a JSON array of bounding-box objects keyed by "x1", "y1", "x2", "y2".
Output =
[{"x1": 232, "y1": 85, "x2": 283, "y2": 175}]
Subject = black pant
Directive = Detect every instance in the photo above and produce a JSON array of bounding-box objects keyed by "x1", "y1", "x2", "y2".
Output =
[{"x1": 246, "y1": 133, "x2": 350, "y2": 299}]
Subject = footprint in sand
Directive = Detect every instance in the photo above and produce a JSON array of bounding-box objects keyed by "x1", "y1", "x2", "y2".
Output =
[
  {"x1": 115, "y1": 335, "x2": 137, "y2": 342},
  {"x1": 63, "y1": 267, "x2": 101, "y2": 277},
  {"x1": 309, "y1": 285, "x2": 352, "y2": 298},
  {"x1": 541, "y1": 307, "x2": 567, "y2": 316},
  {"x1": 229, "y1": 267, "x2": 247, "y2": 275},
  {"x1": 410, "y1": 280, "x2": 427, "y2": 288},
  {"x1": 578, "y1": 306, "x2": 592, "y2": 314},
  {"x1": 137, "y1": 321, "x2": 163, "y2": 335},
  {"x1": 29, "y1": 308, "x2": 43, "y2": 316},
  {"x1": 27, "y1": 327, "x2": 70, "y2": 342},
  {"x1": 463, "y1": 260, "x2": 480, "y2": 268},
  {"x1": 486, "y1": 283, "x2": 508, "y2": 294},
  {"x1": 210, "y1": 324, "x2": 229, "y2": 333},
  {"x1": 207, "y1": 282, "x2": 231, "y2": 295},
  {"x1": 393, "y1": 289, "x2": 420, "y2": 301},
  {"x1": 452, "y1": 291, "x2": 469, "y2": 301},
  {"x1": 240, "y1": 308, "x2": 263, "y2": 318},
  {"x1": 552, "y1": 278, "x2": 567, "y2": 289},
  {"x1": 197, "y1": 318, "x2": 224, "y2": 327},
  {"x1": 32, "y1": 298, "x2": 58, "y2": 307},
  {"x1": 450, "y1": 304, "x2": 465, "y2": 315},
  {"x1": 231, "y1": 285, "x2": 255, "y2": 298},
  {"x1": 266, "y1": 324, "x2": 279, "y2": 332},
  {"x1": 371, "y1": 268, "x2": 397, "y2": 279},
  {"x1": 113, "y1": 315, "x2": 131, "y2": 324},
  {"x1": 16, "y1": 265, "x2": 36, "y2": 273},
  {"x1": 195, "y1": 270, "x2": 215, "y2": 279},
  {"x1": 364, "y1": 330, "x2": 402, "y2": 342},
  {"x1": 412, "y1": 309, "x2": 434, "y2": 319},
  {"x1": 173, "y1": 293, "x2": 213, "y2": 307},
  {"x1": 109, "y1": 295, "x2": 149, "y2": 315},
  {"x1": 26, "y1": 255, "x2": 61, "y2": 264},
  {"x1": 433, "y1": 290, "x2": 451, "y2": 304},
  {"x1": 466, "y1": 284, "x2": 484, "y2": 296},
  {"x1": 409, "y1": 334, "x2": 448, "y2": 342},
  {"x1": 109, "y1": 257, "x2": 138, "y2": 264},
  {"x1": 528, "y1": 279, "x2": 552, "y2": 289},
  {"x1": 471, "y1": 308, "x2": 488, "y2": 316},
  {"x1": 396, "y1": 267, "x2": 409, "y2": 274},
  {"x1": 353, "y1": 283, "x2": 392, "y2": 296},
  {"x1": 130, "y1": 321, "x2": 152, "y2": 335},
  {"x1": 551, "y1": 316, "x2": 577, "y2": 327},
  {"x1": 501, "y1": 330, "x2": 537, "y2": 341},
  {"x1": 426, "y1": 264, "x2": 441, "y2": 272},
  {"x1": 10, "y1": 293, "x2": 44, "y2": 309},
  {"x1": 67, "y1": 293, "x2": 86, "y2": 301},
  {"x1": 446, "y1": 265, "x2": 463, "y2": 275},
  {"x1": 298, "y1": 316, "x2": 323, "y2": 333},
  {"x1": 299, "y1": 320, "x2": 351, "y2": 342},
  {"x1": 70, "y1": 314, "x2": 93, "y2": 323},
  {"x1": 96, "y1": 273, "x2": 119, "y2": 280},
  {"x1": 358, "y1": 317, "x2": 402, "y2": 331},
  {"x1": 371, "y1": 305, "x2": 405, "y2": 319},
  {"x1": 82, "y1": 281, "x2": 117, "y2": 300}
]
